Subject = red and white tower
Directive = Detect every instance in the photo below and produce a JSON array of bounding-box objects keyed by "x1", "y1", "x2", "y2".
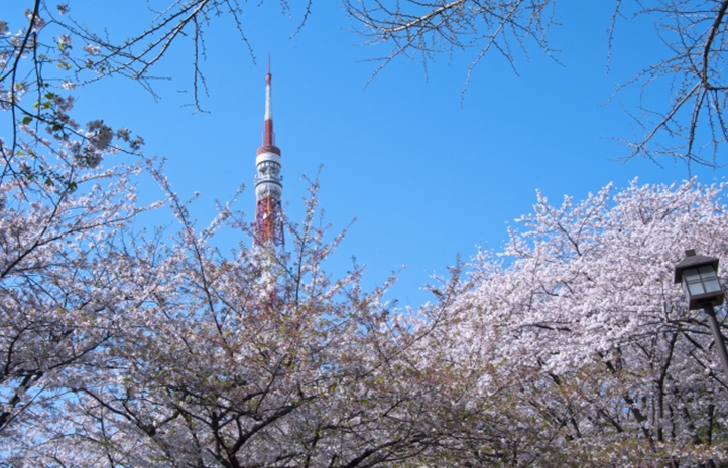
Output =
[{"x1": 254, "y1": 64, "x2": 284, "y2": 247}]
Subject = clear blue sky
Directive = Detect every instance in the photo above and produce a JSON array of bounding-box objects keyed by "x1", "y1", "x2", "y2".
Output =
[{"x1": 6, "y1": 1, "x2": 723, "y2": 307}]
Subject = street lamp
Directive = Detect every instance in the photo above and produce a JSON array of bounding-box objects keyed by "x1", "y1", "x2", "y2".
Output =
[{"x1": 674, "y1": 249, "x2": 728, "y2": 381}]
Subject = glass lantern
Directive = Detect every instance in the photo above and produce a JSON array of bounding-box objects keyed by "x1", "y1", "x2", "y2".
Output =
[{"x1": 674, "y1": 249, "x2": 725, "y2": 310}]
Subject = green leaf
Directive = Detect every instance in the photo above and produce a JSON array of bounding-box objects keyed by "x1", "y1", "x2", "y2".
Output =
[{"x1": 22, "y1": 116, "x2": 32, "y2": 125}]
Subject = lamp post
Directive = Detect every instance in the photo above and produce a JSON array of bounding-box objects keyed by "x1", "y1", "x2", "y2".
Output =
[{"x1": 674, "y1": 249, "x2": 728, "y2": 382}]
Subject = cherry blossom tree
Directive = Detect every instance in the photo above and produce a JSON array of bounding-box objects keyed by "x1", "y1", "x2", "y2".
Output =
[
  {"x1": 0, "y1": 149, "x2": 162, "y2": 461},
  {"x1": 1, "y1": 6, "x2": 165, "y2": 452},
  {"x1": 435, "y1": 179, "x2": 728, "y2": 466},
  {"x1": 0, "y1": 172, "x2": 468, "y2": 467}
]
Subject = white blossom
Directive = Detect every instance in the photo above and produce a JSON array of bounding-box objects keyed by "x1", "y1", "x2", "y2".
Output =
[{"x1": 82, "y1": 43, "x2": 101, "y2": 56}]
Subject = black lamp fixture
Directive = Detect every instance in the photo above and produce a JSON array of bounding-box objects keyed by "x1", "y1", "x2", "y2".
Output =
[{"x1": 674, "y1": 249, "x2": 724, "y2": 310}]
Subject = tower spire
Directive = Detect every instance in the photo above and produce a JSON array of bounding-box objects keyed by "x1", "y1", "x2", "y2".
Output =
[
  {"x1": 254, "y1": 62, "x2": 284, "y2": 247},
  {"x1": 264, "y1": 56, "x2": 273, "y2": 145}
]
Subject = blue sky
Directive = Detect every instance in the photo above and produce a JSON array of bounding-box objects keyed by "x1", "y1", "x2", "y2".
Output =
[{"x1": 6, "y1": 1, "x2": 724, "y2": 307}]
